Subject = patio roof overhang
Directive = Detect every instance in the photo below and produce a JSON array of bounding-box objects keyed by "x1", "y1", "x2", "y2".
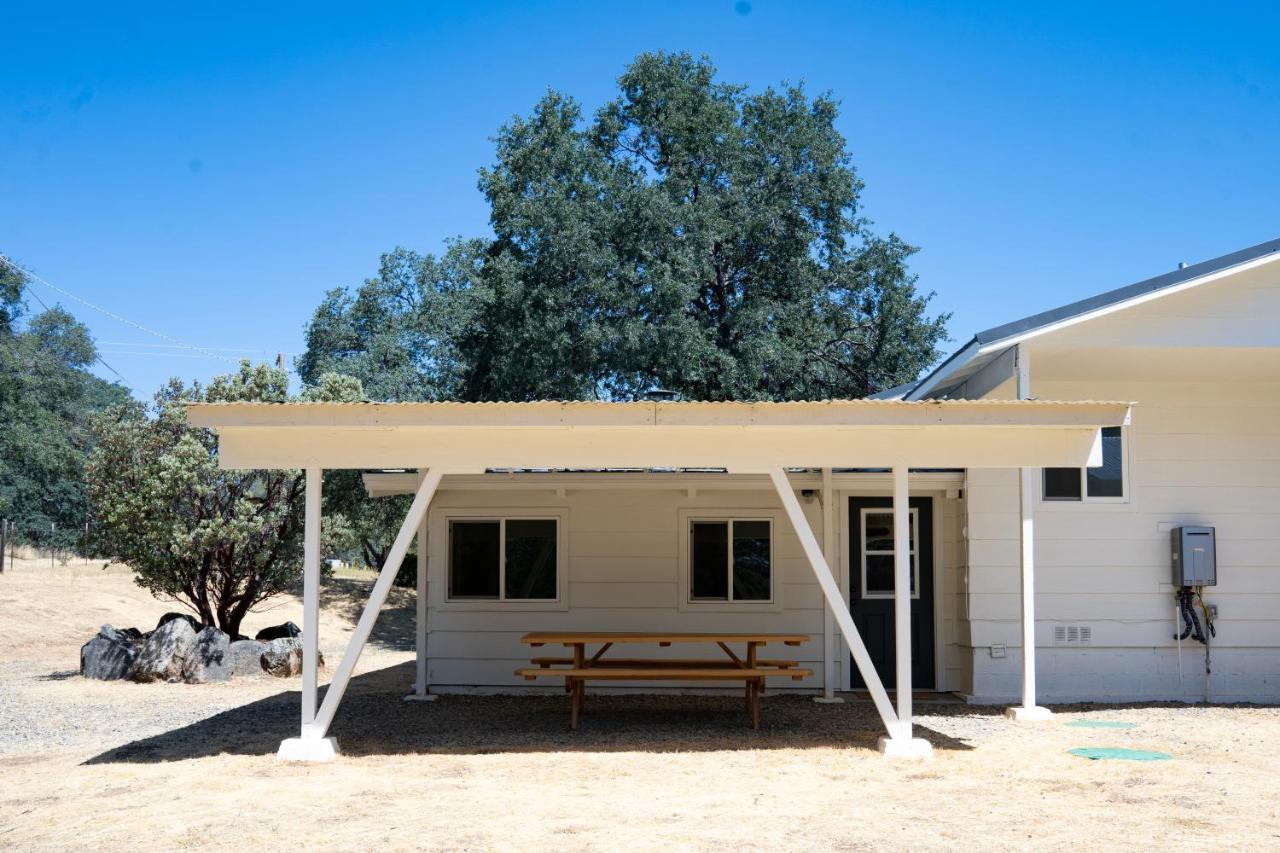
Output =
[{"x1": 185, "y1": 398, "x2": 1132, "y2": 471}]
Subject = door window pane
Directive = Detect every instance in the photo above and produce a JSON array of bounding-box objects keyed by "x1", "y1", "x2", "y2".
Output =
[
  {"x1": 731, "y1": 520, "x2": 771, "y2": 601},
  {"x1": 1086, "y1": 426, "x2": 1124, "y2": 498},
  {"x1": 862, "y1": 509, "x2": 918, "y2": 597},
  {"x1": 691, "y1": 522, "x2": 729, "y2": 600},
  {"x1": 864, "y1": 512, "x2": 913, "y2": 551},
  {"x1": 1043, "y1": 467, "x2": 1083, "y2": 500},
  {"x1": 449, "y1": 521, "x2": 500, "y2": 599},
  {"x1": 865, "y1": 553, "x2": 895, "y2": 594},
  {"x1": 505, "y1": 520, "x2": 557, "y2": 600}
]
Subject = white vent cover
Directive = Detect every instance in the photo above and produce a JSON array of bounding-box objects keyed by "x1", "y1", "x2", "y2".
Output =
[{"x1": 1053, "y1": 625, "x2": 1092, "y2": 646}]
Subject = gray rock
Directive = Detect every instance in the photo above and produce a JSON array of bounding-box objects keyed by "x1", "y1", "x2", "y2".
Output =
[
  {"x1": 228, "y1": 639, "x2": 269, "y2": 677},
  {"x1": 80, "y1": 624, "x2": 142, "y2": 680},
  {"x1": 260, "y1": 637, "x2": 322, "y2": 677},
  {"x1": 254, "y1": 621, "x2": 301, "y2": 641},
  {"x1": 182, "y1": 627, "x2": 232, "y2": 683},
  {"x1": 131, "y1": 618, "x2": 198, "y2": 683}
]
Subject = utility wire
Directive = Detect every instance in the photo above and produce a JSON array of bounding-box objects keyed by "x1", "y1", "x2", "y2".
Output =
[
  {"x1": 99, "y1": 341, "x2": 298, "y2": 355},
  {"x1": 17, "y1": 281, "x2": 129, "y2": 383},
  {"x1": 0, "y1": 254, "x2": 239, "y2": 365}
]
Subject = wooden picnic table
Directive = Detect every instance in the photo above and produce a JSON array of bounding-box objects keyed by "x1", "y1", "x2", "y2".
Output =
[{"x1": 517, "y1": 631, "x2": 811, "y2": 729}]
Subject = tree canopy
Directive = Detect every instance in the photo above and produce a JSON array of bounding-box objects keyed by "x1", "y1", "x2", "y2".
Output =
[
  {"x1": 86, "y1": 362, "x2": 359, "y2": 635},
  {"x1": 0, "y1": 257, "x2": 130, "y2": 549},
  {"x1": 300, "y1": 51, "x2": 949, "y2": 403}
]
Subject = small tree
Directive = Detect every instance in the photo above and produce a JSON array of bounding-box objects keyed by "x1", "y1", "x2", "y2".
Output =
[{"x1": 87, "y1": 362, "x2": 357, "y2": 636}]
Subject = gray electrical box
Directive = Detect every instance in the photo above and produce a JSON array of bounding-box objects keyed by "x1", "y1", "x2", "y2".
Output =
[{"x1": 1171, "y1": 526, "x2": 1216, "y2": 587}]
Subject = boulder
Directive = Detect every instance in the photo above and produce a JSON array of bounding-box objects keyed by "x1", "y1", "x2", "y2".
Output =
[
  {"x1": 254, "y1": 621, "x2": 301, "y2": 641},
  {"x1": 80, "y1": 624, "x2": 142, "y2": 680},
  {"x1": 260, "y1": 637, "x2": 322, "y2": 677},
  {"x1": 182, "y1": 627, "x2": 232, "y2": 683},
  {"x1": 228, "y1": 639, "x2": 269, "y2": 677},
  {"x1": 156, "y1": 612, "x2": 202, "y2": 633},
  {"x1": 131, "y1": 618, "x2": 198, "y2": 683}
]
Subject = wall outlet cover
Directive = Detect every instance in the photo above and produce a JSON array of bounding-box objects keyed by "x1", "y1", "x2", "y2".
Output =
[{"x1": 990, "y1": 643, "x2": 1007, "y2": 659}]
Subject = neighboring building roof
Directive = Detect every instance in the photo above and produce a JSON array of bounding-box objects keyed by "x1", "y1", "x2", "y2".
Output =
[{"x1": 903, "y1": 235, "x2": 1280, "y2": 400}]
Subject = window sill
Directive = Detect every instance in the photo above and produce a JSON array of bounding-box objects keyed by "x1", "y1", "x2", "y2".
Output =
[
  {"x1": 676, "y1": 598, "x2": 782, "y2": 614},
  {"x1": 436, "y1": 598, "x2": 570, "y2": 613},
  {"x1": 1039, "y1": 496, "x2": 1130, "y2": 508}
]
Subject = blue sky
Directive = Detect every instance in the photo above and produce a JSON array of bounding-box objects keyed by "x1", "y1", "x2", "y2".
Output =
[{"x1": 3, "y1": 1, "x2": 1278, "y2": 397}]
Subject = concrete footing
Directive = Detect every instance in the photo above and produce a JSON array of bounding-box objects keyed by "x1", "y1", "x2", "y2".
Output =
[
  {"x1": 1005, "y1": 705, "x2": 1053, "y2": 722},
  {"x1": 812, "y1": 695, "x2": 845, "y2": 704},
  {"x1": 404, "y1": 692, "x2": 439, "y2": 703},
  {"x1": 876, "y1": 736, "x2": 934, "y2": 758},
  {"x1": 277, "y1": 736, "x2": 339, "y2": 762}
]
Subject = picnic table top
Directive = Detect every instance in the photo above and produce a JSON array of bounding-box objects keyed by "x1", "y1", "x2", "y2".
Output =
[{"x1": 520, "y1": 631, "x2": 808, "y2": 646}]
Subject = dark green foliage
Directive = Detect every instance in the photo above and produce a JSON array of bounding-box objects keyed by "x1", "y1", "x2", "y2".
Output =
[
  {"x1": 0, "y1": 257, "x2": 26, "y2": 335},
  {"x1": 301, "y1": 51, "x2": 949, "y2": 403},
  {"x1": 86, "y1": 363, "x2": 359, "y2": 635},
  {"x1": 0, "y1": 259, "x2": 130, "y2": 550}
]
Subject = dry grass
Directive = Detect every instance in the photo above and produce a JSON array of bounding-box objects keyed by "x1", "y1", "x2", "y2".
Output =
[{"x1": 2, "y1": 556, "x2": 1279, "y2": 851}]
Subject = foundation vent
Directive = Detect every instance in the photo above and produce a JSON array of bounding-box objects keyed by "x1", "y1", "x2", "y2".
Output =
[{"x1": 1053, "y1": 625, "x2": 1092, "y2": 646}]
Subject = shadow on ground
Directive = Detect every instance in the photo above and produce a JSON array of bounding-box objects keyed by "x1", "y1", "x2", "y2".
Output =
[
  {"x1": 317, "y1": 576, "x2": 416, "y2": 653},
  {"x1": 37, "y1": 670, "x2": 80, "y2": 681},
  {"x1": 84, "y1": 661, "x2": 978, "y2": 763}
]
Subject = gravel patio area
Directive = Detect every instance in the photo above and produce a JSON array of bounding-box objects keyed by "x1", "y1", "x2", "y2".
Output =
[{"x1": 2, "y1": 558, "x2": 1278, "y2": 850}]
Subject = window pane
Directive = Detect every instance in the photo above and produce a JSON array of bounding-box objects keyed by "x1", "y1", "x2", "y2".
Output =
[
  {"x1": 865, "y1": 553, "x2": 895, "y2": 594},
  {"x1": 505, "y1": 520, "x2": 557, "y2": 600},
  {"x1": 732, "y1": 520, "x2": 771, "y2": 601},
  {"x1": 864, "y1": 553, "x2": 915, "y2": 595},
  {"x1": 449, "y1": 521, "x2": 500, "y2": 599},
  {"x1": 864, "y1": 512, "x2": 913, "y2": 551},
  {"x1": 691, "y1": 522, "x2": 729, "y2": 600},
  {"x1": 1086, "y1": 426, "x2": 1124, "y2": 498},
  {"x1": 864, "y1": 513, "x2": 894, "y2": 551},
  {"x1": 1043, "y1": 467, "x2": 1082, "y2": 500}
]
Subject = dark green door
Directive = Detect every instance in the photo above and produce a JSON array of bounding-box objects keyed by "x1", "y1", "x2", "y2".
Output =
[{"x1": 848, "y1": 496, "x2": 935, "y2": 689}]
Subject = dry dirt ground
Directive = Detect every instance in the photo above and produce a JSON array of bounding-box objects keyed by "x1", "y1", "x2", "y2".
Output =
[{"x1": 2, "y1": 556, "x2": 1278, "y2": 852}]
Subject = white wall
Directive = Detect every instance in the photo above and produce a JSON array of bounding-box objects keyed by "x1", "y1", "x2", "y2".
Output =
[
  {"x1": 963, "y1": 267, "x2": 1280, "y2": 702},
  {"x1": 420, "y1": 478, "x2": 964, "y2": 694}
]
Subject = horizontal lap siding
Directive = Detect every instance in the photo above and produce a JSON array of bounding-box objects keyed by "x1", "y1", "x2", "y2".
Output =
[
  {"x1": 426, "y1": 488, "x2": 826, "y2": 690},
  {"x1": 966, "y1": 373, "x2": 1280, "y2": 703}
]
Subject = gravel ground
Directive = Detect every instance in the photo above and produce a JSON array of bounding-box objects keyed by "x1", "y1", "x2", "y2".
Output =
[{"x1": 2, "y1": 558, "x2": 1279, "y2": 851}]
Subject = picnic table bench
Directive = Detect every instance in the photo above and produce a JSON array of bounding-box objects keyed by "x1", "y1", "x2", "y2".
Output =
[{"x1": 516, "y1": 631, "x2": 812, "y2": 729}]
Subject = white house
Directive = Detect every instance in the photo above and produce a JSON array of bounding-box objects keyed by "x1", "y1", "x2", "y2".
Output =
[{"x1": 186, "y1": 235, "x2": 1277, "y2": 762}]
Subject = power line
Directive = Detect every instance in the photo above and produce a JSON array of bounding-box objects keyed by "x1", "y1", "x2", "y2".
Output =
[
  {"x1": 99, "y1": 341, "x2": 299, "y2": 355},
  {"x1": 0, "y1": 255, "x2": 239, "y2": 365},
  {"x1": 16, "y1": 281, "x2": 129, "y2": 383},
  {"x1": 97, "y1": 349, "x2": 270, "y2": 361}
]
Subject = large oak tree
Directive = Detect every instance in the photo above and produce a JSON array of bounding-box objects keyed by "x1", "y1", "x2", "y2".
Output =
[{"x1": 300, "y1": 52, "x2": 949, "y2": 403}]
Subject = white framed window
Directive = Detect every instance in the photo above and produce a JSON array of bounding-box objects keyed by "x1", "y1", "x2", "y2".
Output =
[
  {"x1": 432, "y1": 508, "x2": 568, "y2": 610},
  {"x1": 1043, "y1": 426, "x2": 1128, "y2": 503},
  {"x1": 678, "y1": 510, "x2": 779, "y2": 610},
  {"x1": 860, "y1": 506, "x2": 919, "y2": 600}
]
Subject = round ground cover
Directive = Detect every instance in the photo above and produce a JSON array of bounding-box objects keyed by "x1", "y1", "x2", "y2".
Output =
[{"x1": 1068, "y1": 747, "x2": 1171, "y2": 761}]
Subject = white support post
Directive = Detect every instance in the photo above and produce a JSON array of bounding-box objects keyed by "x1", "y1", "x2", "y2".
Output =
[
  {"x1": 406, "y1": 492, "x2": 435, "y2": 702},
  {"x1": 278, "y1": 467, "x2": 338, "y2": 763},
  {"x1": 814, "y1": 468, "x2": 843, "y2": 703},
  {"x1": 279, "y1": 468, "x2": 444, "y2": 761},
  {"x1": 1008, "y1": 345, "x2": 1051, "y2": 721},
  {"x1": 879, "y1": 465, "x2": 930, "y2": 756},
  {"x1": 765, "y1": 469, "x2": 909, "y2": 749}
]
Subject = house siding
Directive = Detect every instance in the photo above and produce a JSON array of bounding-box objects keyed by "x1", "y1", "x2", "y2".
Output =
[
  {"x1": 420, "y1": 480, "x2": 965, "y2": 694},
  {"x1": 966, "y1": 375, "x2": 1280, "y2": 703}
]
